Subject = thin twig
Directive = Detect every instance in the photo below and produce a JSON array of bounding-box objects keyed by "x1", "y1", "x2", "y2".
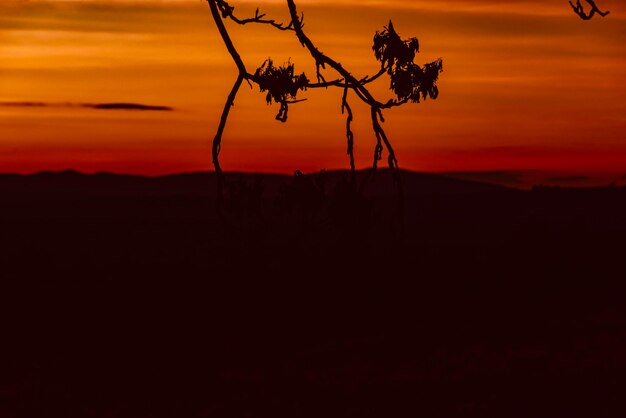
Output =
[
  {"x1": 569, "y1": 0, "x2": 610, "y2": 20},
  {"x1": 216, "y1": 0, "x2": 295, "y2": 31},
  {"x1": 342, "y1": 87, "x2": 356, "y2": 185}
]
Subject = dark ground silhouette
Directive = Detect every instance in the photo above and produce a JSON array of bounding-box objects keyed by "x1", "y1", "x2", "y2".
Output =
[{"x1": 1, "y1": 169, "x2": 625, "y2": 417}]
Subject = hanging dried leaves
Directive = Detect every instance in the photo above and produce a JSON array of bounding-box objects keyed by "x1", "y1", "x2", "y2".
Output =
[
  {"x1": 374, "y1": 21, "x2": 443, "y2": 103},
  {"x1": 253, "y1": 59, "x2": 309, "y2": 122}
]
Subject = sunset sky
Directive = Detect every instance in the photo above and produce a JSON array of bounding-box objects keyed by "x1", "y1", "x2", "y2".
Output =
[{"x1": 1, "y1": 0, "x2": 625, "y2": 183}]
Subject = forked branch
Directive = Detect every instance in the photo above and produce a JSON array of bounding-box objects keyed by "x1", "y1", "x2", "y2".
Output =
[
  {"x1": 215, "y1": 0, "x2": 295, "y2": 31},
  {"x1": 569, "y1": 0, "x2": 610, "y2": 20},
  {"x1": 207, "y1": 0, "x2": 444, "y2": 227}
]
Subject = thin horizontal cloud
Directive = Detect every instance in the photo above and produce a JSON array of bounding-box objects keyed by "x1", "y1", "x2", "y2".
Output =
[
  {"x1": 87, "y1": 103, "x2": 173, "y2": 111},
  {"x1": 0, "y1": 102, "x2": 173, "y2": 111}
]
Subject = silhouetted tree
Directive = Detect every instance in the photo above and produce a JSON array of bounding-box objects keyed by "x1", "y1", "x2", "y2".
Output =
[
  {"x1": 206, "y1": 0, "x2": 443, "y2": 218},
  {"x1": 206, "y1": 0, "x2": 609, "y2": 216},
  {"x1": 569, "y1": 0, "x2": 610, "y2": 20}
]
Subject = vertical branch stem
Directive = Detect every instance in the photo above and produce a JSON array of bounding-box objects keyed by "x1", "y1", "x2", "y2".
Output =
[
  {"x1": 213, "y1": 74, "x2": 244, "y2": 209},
  {"x1": 371, "y1": 107, "x2": 384, "y2": 171},
  {"x1": 371, "y1": 107, "x2": 405, "y2": 232},
  {"x1": 207, "y1": 0, "x2": 249, "y2": 211},
  {"x1": 342, "y1": 87, "x2": 356, "y2": 186},
  {"x1": 286, "y1": 0, "x2": 404, "y2": 211},
  {"x1": 208, "y1": 0, "x2": 247, "y2": 74}
]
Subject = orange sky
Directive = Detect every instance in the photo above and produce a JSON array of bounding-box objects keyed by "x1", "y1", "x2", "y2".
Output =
[{"x1": 1, "y1": 0, "x2": 625, "y2": 177}]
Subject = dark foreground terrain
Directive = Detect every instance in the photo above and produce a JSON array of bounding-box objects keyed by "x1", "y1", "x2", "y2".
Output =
[{"x1": 1, "y1": 169, "x2": 625, "y2": 417}]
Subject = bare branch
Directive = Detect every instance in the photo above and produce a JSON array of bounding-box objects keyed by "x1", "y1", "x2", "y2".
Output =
[
  {"x1": 207, "y1": 0, "x2": 249, "y2": 210},
  {"x1": 569, "y1": 0, "x2": 610, "y2": 20},
  {"x1": 360, "y1": 65, "x2": 390, "y2": 85},
  {"x1": 371, "y1": 106, "x2": 405, "y2": 230},
  {"x1": 284, "y1": 1, "x2": 405, "y2": 181},
  {"x1": 213, "y1": 74, "x2": 245, "y2": 211},
  {"x1": 285, "y1": 0, "x2": 384, "y2": 108},
  {"x1": 315, "y1": 62, "x2": 327, "y2": 84},
  {"x1": 284, "y1": 98, "x2": 308, "y2": 104},
  {"x1": 342, "y1": 87, "x2": 356, "y2": 183},
  {"x1": 306, "y1": 66, "x2": 387, "y2": 90},
  {"x1": 306, "y1": 78, "x2": 345, "y2": 88},
  {"x1": 215, "y1": 0, "x2": 294, "y2": 31},
  {"x1": 207, "y1": 0, "x2": 442, "y2": 226},
  {"x1": 209, "y1": 1, "x2": 247, "y2": 74}
]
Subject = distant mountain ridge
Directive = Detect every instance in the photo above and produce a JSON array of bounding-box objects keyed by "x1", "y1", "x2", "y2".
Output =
[
  {"x1": 0, "y1": 169, "x2": 510, "y2": 199},
  {"x1": 0, "y1": 169, "x2": 623, "y2": 200}
]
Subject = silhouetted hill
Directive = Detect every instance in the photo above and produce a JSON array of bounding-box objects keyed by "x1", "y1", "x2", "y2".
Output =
[
  {"x1": 0, "y1": 168, "x2": 508, "y2": 196},
  {"x1": 1, "y1": 169, "x2": 625, "y2": 418}
]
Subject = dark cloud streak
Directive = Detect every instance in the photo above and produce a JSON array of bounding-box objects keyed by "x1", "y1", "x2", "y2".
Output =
[
  {"x1": 86, "y1": 103, "x2": 173, "y2": 111},
  {"x1": 0, "y1": 101, "x2": 173, "y2": 111}
]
